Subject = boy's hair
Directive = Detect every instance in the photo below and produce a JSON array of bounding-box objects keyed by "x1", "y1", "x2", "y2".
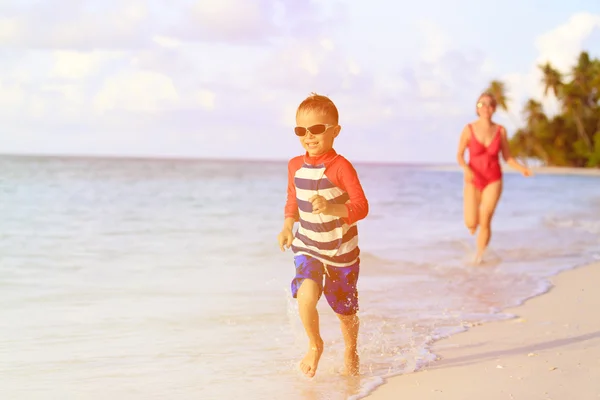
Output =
[{"x1": 296, "y1": 92, "x2": 339, "y2": 124}]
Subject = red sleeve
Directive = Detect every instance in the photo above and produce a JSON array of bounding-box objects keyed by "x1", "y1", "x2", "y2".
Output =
[
  {"x1": 328, "y1": 157, "x2": 369, "y2": 225},
  {"x1": 284, "y1": 157, "x2": 303, "y2": 220}
]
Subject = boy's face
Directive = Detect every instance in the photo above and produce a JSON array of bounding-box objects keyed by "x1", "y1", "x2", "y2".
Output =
[{"x1": 295, "y1": 110, "x2": 340, "y2": 157}]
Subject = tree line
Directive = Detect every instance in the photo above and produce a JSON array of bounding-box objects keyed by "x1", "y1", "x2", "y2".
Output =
[{"x1": 486, "y1": 51, "x2": 600, "y2": 168}]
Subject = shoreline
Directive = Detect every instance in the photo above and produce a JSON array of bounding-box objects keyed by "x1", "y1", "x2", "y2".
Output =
[
  {"x1": 365, "y1": 260, "x2": 600, "y2": 399},
  {"x1": 426, "y1": 164, "x2": 600, "y2": 176}
]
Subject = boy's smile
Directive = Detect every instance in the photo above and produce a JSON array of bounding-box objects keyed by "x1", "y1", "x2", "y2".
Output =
[{"x1": 295, "y1": 110, "x2": 340, "y2": 157}]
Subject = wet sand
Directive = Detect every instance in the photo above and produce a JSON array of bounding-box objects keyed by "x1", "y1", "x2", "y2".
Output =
[{"x1": 367, "y1": 261, "x2": 600, "y2": 399}]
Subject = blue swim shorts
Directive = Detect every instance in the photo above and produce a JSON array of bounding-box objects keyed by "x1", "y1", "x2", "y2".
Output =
[{"x1": 291, "y1": 254, "x2": 360, "y2": 315}]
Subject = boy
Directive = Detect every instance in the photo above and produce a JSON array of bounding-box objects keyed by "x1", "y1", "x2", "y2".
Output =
[{"x1": 277, "y1": 93, "x2": 369, "y2": 378}]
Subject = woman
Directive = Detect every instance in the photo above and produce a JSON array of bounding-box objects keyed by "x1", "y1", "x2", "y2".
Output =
[{"x1": 456, "y1": 92, "x2": 533, "y2": 264}]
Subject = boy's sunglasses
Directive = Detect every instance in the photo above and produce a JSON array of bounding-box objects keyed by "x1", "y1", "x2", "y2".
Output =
[
  {"x1": 294, "y1": 124, "x2": 335, "y2": 137},
  {"x1": 477, "y1": 101, "x2": 494, "y2": 108}
]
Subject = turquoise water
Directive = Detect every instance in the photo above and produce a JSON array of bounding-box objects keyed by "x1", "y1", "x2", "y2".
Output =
[{"x1": 0, "y1": 155, "x2": 598, "y2": 400}]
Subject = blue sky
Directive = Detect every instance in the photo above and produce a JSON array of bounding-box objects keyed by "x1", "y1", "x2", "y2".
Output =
[{"x1": 1, "y1": 0, "x2": 600, "y2": 163}]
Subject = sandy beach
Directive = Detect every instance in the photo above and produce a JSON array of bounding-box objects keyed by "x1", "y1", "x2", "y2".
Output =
[{"x1": 367, "y1": 260, "x2": 600, "y2": 399}]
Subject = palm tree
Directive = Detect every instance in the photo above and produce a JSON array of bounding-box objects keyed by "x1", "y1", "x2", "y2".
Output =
[
  {"x1": 486, "y1": 80, "x2": 533, "y2": 163},
  {"x1": 521, "y1": 99, "x2": 550, "y2": 164},
  {"x1": 487, "y1": 80, "x2": 509, "y2": 112},
  {"x1": 508, "y1": 50, "x2": 600, "y2": 168},
  {"x1": 572, "y1": 52, "x2": 593, "y2": 94},
  {"x1": 561, "y1": 82, "x2": 592, "y2": 152},
  {"x1": 539, "y1": 57, "x2": 593, "y2": 154},
  {"x1": 591, "y1": 59, "x2": 600, "y2": 142},
  {"x1": 523, "y1": 99, "x2": 546, "y2": 126},
  {"x1": 539, "y1": 62, "x2": 563, "y2": 97}
]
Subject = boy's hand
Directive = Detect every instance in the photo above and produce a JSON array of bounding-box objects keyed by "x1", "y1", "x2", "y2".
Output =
[
  {"x1": 308, "y1": 195, "x2": 328, "y2": 214},
  {"x1": 277, "y1": 228, "x2": 294, "y2": 251}
]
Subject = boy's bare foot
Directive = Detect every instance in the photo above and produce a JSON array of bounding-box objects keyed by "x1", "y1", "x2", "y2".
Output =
[
  {"x1": 340, "y1": 349, "x2": 360, "y2": 376},
  {"x1": 299, "y1": 339, "x2": 324, "y2": 378}
]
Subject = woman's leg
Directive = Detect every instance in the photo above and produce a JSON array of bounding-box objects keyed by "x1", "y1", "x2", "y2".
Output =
[
  {"x1": 463, "y1": 182, "x2": 481, "y2": 234},
  {"x1": 475, "y1": 180, "x2": 503, "y2": 263}
]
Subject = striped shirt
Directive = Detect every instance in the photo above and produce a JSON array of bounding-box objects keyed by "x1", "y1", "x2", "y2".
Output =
[{"x1": 284, "y1": 149, "x2": 369, "y2": 267}]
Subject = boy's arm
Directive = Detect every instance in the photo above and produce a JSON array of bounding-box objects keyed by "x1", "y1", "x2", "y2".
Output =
[
  {"x1": 329, "y1": 159, "x2": 369, "y2": 224},
  {"x1": 283, "y1": 159, "x2": 300, "y2": 229}
]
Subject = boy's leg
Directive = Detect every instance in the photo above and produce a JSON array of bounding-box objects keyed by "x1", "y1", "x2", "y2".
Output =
[
  {"x1": 337, "y1": 313, "x2": 359, "y2": 376},
  {"x1": 291, "y1": 255, "x2": 325, "y2": 377},
  {"x1": 323, "y1": 261, "x2": 360, "y2": 376}
]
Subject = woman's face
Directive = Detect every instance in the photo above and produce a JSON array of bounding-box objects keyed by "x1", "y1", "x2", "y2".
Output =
[{"x1": 476, "y1": 95, "x2": 496, "y2": 118}]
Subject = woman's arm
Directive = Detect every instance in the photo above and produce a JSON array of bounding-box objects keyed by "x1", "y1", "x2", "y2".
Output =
[
  {"x1": 456, "y1": 125, "x2": 471, "y2": 171},
  {"x1": 499, "y1": 126, "x2": 533, "y2": 176}
]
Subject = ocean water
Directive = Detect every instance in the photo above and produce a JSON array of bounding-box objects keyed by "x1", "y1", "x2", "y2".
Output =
[{"x1": 0, "y1": 155, "x2": 599, "y2": 400}]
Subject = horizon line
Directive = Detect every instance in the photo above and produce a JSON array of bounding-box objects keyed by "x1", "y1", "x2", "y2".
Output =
[{"x1": 0, "y1": 151, "x2": 457, "y2": 167}]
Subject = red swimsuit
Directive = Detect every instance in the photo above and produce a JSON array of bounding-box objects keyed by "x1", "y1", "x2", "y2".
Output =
[{"x1": 467, "y1": 124, "x2": 502, "y2": 191}]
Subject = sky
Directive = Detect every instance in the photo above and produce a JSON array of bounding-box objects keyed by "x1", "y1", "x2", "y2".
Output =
[{"x1": 2, "y1": 0, "x2": 600, "y2": 163}]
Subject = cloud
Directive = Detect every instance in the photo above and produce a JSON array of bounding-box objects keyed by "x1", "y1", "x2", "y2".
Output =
[
  {"x1": 257, "y1": 37, "x2": 372, "y2": 96},
  {"x1": 6, "y1": 1, "x2": 595, "y2": 163},
  {"x1": 51, "y1": 51, "x2": 121, "y2": 80},
  {"x1": 0, "y1": 78, "x2": 26, "y2": 114},
  {"x1": 195, "y1": 90, "x2": 217, "y2": 110},
  {"x1": 0, "y1": 0, "x2": 345, "y2": 50},
  {"x1": 152, "y1": 35, "x2": 183, "y2": 49},
  {"x1": 0, "y1": 0, "x2": 154, "y2": 50},
  {"x1": 92, "y1": 70, "x2": 180, "y2": 113},
  {"x1": 245, "y1": 19, "x2": 494, "y2": 163},
  {"x1": 415, "y1": 19, "x2": 452, "y2": 63},
  {"x1": 177, "y1": 0, "x2": 276, "y2": 43},
  {"x1": 535, "y1": 13, "x2": 600, "y2": 72},
  {"x1": 0, "y1": 0, "x2": 350, "y2": 159},
  {"x1": 501, "y1": 12, "x2": 600, "y2": 122},
  {"x1": 0, "y1": 3, "x2": 492, "y2": 162},
  {"x1": 159, "y1": 0, "x2": 344, "y2": 45}
]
